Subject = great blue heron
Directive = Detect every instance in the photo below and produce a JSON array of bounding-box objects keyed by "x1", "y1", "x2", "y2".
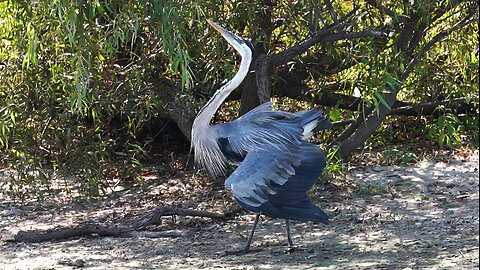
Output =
[{"x1": 192, "y1": 19, "x2": 332, "y2": 253}]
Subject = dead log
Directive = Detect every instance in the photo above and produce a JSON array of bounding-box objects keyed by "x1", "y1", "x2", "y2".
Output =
[
  {"x1": 7, "y1": 205, "x2": 243, "y2": 243},
  {"x1": 11, "y1": 222, "x2": 130, "y2": 243},
  {"x1": 137, "y1": 205, "x2": 244, "y2": 228}
]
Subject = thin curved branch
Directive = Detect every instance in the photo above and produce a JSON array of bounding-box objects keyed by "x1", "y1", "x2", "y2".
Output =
[
  {"x1": 325, "y1": 0, "x2": 339, "y2": 23},
  {"x1": 400, "y1": 8, "x2": 477, "y2": 82},
  {"x1": 366, "y1": 0, "x2": 410, "y2": 22},
  {"x1": 271, "y1": 23, "x2": 344, "y2": 67},
  {"x1": 270, "y1": 4, "x2": 370, "y2": 67},
  {"x1": 271, "y1": 26, "x2": 387, "y2": 68},
  {"x1": 8, "y1": 205, "x2": 244, "y2": 243}
]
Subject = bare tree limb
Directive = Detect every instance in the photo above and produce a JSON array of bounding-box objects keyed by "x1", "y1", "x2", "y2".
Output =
[
  {"x1": 332, "y1": 106, "x2": 373, "y2": 145},
  {"x1": 8, "y1": 205, "x2": 244, "y2": 243},
  {"x1": 271, "y1": 24, "x2": 345, "y2": 67},
  {"x1": 140, "y1": 205, "x2": 237, "y2": 224},
  {"x1": 332, "y1": 119, "x2": 354, "y2": 127},
  {"x1": 331, "y1": 97, "x2": 469, "y2": 128},
  {"x1": 11, "y1": 222, "x2": 130, "y2": 243},
  {"x1": 325, "y1": 0, "x2": 339, "y2": 23},
  {"x1": 388, "y1": 97, "x2": 467, "y2": 115},
  {"x1": 366, "y1": 0, "x2": 410, "y2": 22}
]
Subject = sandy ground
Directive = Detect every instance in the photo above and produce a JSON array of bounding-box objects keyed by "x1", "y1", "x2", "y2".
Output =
[{"x1": 0, "y1": 152, "x2": 478, "y2": 269}]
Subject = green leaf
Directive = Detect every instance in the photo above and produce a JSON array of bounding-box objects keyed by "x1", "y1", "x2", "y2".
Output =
[
  {"x1": 374, "y1": 91, "x2": 392, "y2": 111},
  {"x1": 438, "y1": 116, "x2": 445, "y2": 129},
  {"x1": 329, "y1": 108, "x2": 340, "y2": 122},
  {"x1": 439, "y1": 133, "x2": 445, "y2": 148}
]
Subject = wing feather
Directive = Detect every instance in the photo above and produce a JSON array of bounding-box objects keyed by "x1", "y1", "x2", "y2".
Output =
[
  {"x1": 225, "y1": 142, "x2": 327, "y2": 222},
  {"x1": 212, "y1": 102, "x2": 331, "y2": 222},
  {"x1": 215, "y1": 102, "x2": 304, "y2": 155}
]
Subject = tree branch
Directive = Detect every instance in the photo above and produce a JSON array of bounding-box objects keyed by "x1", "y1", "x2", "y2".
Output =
[
  {"x1": 271, "y1": 26, "x2": 387, "y2": 69},
  {"x1": 321, "y1": 29, "x2": 388, "y2": 42},
  {"x1": 238, "y1": 5, "x2": 385, "y2": 115},
  {"x1": 270, "y1": 24, "x2": 344, "y2": 67},
  {"x1": 366, "y1": 0, "x2": 410, "y2": 22},
  {"x1": 400, "y1": 9, "x2": 477, "y2": 82},
  {"x1": 387, "y1": 97, "x2": 467, "y2": 115},
  {"x1": 325, "y1": 0, "x2": 339, "y2": 23},
  {"x1": 8, "y1": 205, "x2": 244, "y2": 243},
  {"x1": 139, "y1": 205, "x2": 243, "y2": 226},
  {"x1": 11, "y1": 222, "x2": 130, "y2": 243},
  {"x1": 331, "y1": 97, "x2": 469, "y2": 128}
]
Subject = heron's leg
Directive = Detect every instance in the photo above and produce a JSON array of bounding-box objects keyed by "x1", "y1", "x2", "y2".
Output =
[
  {"x1": 224, "y1": 214, "x2": 261, "y2": 255},
  {"x1": 242, "y1": 213, "x2": 260, "y2": 251},
  {"x1": 286, "y1": 219, "x2": 294, "y2": 247},
  {"x1": 243, "y1": 214, "x2": 260, "y2": 251}
]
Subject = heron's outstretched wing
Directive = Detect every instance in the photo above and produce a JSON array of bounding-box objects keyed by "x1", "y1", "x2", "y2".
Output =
[
  {"x1": 214, "y1": 102, "x2": 329, "y2": 159},
  {"x1": 224, "y1": 142, "x2": 328, "y2": 222}
]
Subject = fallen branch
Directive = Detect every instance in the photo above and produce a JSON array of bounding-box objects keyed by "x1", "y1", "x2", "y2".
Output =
[
  {"x1": 129, "y1": 229, "x2": 188, "y2": 238},
  {"x1": 7, "y1": 205, "x2": 244, "y2": 243},
  {"x1": 138, "y1": 205, "x2": 244, "y2": 228},
  {"x1": 11, "y1": 222, "x2": 130, "y2": 243}
]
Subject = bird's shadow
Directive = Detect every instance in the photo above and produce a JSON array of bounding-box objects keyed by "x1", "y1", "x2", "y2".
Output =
[
  {"x1": 223, "y1": 248, "x2": 262, "y2": 256},
  {"x1": 223, "y1": 246, "x2": 309, "y2": 256}
]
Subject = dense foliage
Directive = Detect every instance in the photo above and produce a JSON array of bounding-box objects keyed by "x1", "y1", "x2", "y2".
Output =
[{"x1": 0, "y1": 0, "x2": 478, "y2": 198}]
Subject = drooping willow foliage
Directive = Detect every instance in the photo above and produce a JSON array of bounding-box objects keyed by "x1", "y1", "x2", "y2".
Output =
[
  {"x1": 0, "y1": 0, "x2": 202, "y2": 197},
  {"x1": 0, "y1": 0, "x2": 478, "y2": 198}
]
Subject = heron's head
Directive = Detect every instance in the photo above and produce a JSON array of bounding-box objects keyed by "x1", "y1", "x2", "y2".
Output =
[{"x1": 207, "y1": 19, "x2": 253, "y2": 57}]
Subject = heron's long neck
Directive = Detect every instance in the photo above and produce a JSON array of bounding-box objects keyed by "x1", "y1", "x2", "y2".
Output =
[{"x1": 193, "y1": 52, "x2": 252, "y2": 129}]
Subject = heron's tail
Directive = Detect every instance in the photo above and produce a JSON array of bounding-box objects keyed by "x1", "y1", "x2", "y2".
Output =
[
  {"x1": 297, "y1": 109, "x2": 332, "y2": 140},
  {"x1": 279, "y1": 201, "x2": 329, "y2": 224},
  {"x1": 250, "y1": 199, "x2": 329, "y2": 224}
]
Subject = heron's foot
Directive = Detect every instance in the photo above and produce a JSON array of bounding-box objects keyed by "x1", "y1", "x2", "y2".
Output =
[
  {"x1": 284, "y1": 246, "x2": 303, "y2": 254},
  {"x1": 224, "y1": 248, "x2": 261, "y2": 256}
]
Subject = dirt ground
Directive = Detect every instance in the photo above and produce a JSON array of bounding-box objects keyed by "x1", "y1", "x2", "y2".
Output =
[{"x1": 0, "y1": 151, "x2": 478, "y2": 270}]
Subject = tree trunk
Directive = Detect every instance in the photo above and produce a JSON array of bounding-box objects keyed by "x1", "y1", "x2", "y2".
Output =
[
  {"x1": 336, "y1": 92, "x2": 397, "y2": 158},
  {"x1": 238, "y1": 72, "x2": 261, "y2": 116},
  {"x1": 238, "y1": 41, "x2": 272, "y2": 115}
]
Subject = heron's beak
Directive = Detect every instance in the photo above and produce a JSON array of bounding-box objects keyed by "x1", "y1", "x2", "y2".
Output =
[{"x1": 207, "y1": 19, "x2": 244, "y2": 47}]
